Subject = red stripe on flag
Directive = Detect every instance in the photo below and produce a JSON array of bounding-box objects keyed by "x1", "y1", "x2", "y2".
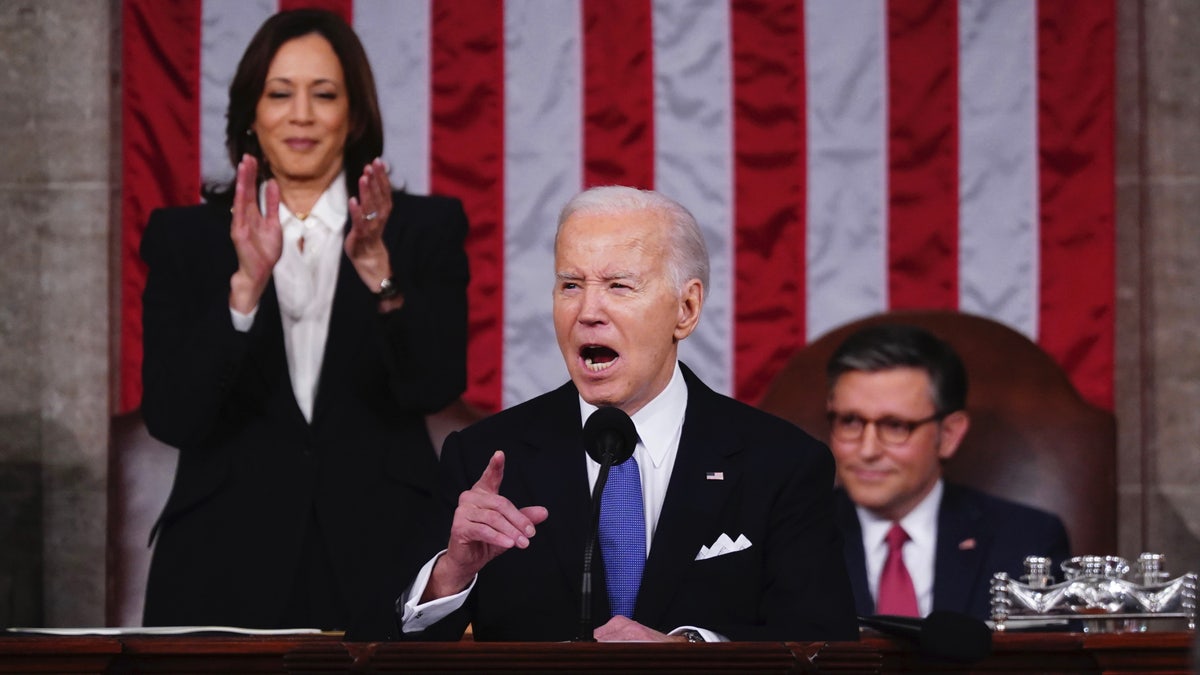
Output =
[
  {"x1": 279, "y1": 0, "x2": 352, "y2": 22},
  {"x1": 1036, "y1": 0, "x2": 1116, "y2": 410},
  {"x1": 583, "y1": 0, "x2": 655, "y2": 190},
  {"x1": 431, "y1": 0, "x2": 505, "y2": 412},
  {"x1": 731, "y1": 0, "x2": 807, "y2": 404},
  {"x1": 119, "y1": 0, "x2": 203, "y2": 414},
  {"x1": 886, "y1": 0, "x2": 959, "y2": 310}
]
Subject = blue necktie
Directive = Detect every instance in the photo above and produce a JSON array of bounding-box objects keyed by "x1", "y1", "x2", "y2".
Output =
[{"x1": 598, "y1": 456, "x2": 646, "y2": 618}]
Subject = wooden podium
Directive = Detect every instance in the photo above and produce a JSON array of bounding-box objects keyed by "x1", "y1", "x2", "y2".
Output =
[{"x1": 0, "y1": 631, "x2": 1192, "y2": 673}]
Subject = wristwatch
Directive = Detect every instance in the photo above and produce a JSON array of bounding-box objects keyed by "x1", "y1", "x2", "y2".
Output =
[
  {"x1": 376, "y1": 277, "x2": 401, "y2": 300},
  {"x1": 679, "y1": 629, "x2": 705, "y2": 643}
]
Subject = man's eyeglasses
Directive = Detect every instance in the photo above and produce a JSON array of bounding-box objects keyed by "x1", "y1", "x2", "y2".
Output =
[{"x1": 826, "y1": 411, "x2": 944, "y2": 445}]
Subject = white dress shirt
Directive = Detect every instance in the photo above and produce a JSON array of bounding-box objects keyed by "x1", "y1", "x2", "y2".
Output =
[
  {"x1": 579, "y1": 361, "x2": 687, "y2": 550},
  {"x1": 857, "y1": 479, "x2": 943, "y2": 617},
  {"x1": 400, "y1": 362, "x2": 726, "y2": 641},
  {"x1": 230, "y1": 174, "x2": 347, "y2": 422}
]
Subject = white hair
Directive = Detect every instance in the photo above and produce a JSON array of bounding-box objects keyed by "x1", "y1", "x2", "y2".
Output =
[{"x1": 555, "y1": 185, "x2": 710, "y2": 292}]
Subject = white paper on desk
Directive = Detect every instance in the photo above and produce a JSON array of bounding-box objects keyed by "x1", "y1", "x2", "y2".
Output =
[
  {"x1": 6, "y1": 626, "x2": 325, "y2": 636},
  {"x1": 983, "y1": 618, "x2": 1070, "y2": 631}
]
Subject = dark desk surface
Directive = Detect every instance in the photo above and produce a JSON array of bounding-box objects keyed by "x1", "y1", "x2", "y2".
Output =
[{"x1": 0, "y1": 630, "x2": 1192, "y2": 674}]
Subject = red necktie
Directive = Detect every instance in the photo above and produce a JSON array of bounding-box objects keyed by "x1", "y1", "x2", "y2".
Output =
[{"x1": 876, "y1": 523, "x2": 919, "y2": 616}]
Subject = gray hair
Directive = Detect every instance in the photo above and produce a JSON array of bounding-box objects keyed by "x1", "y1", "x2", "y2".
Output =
[{"x1": 555, "y1": 185, "x2": 710, "y2": 292}]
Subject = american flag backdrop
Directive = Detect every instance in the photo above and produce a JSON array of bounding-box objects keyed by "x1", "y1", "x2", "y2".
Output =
[{"x1": 119, "y1": 0, "x2": 1114, "y2": 417}]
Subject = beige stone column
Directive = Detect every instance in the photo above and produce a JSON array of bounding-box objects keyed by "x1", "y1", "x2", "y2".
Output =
[
  {"x1": 0, "y1": 0, "x2": 113, "y2": 626},
  {"x1": 1116, "y1": 0, "x2": 1200, "y2": 571}
]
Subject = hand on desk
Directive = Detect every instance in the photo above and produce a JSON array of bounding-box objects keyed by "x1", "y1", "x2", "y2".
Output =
[
  {"x1": 424, "y1": 451, "x2": 549, "y2": 602},
  {"x1": 594, "y1": 615, "x2": 684, "y2": 642}
]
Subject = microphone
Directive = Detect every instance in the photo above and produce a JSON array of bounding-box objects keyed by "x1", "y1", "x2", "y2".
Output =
[
  {"x1": 858, "y1": 611, "x2": 992, "y2": 662},
  {"x1": 582, "y1": 406, "x2": 638, "y2": 466},
  {"x1": 576, "y1": 406, "x2": 638, "y2": 642}
]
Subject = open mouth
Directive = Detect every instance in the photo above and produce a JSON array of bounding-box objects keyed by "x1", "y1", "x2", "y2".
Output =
[{"x1": 581, "y1": 344, "x2": 619, "y2": 372}]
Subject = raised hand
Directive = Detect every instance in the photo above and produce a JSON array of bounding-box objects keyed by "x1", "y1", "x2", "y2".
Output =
[
  {"x1": 344, "y1": 158, "x2": 395, "y2": 296},
  {"x1": 424, "y1": 451, "x2": 549, "y2": 601},
  {"x1": 228, "y1": 154, "x2": 283, "y2": 313}
]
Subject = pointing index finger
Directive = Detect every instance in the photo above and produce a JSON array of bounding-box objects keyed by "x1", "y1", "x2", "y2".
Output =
[{"x1": 473, "y1": 450, "x2": 506, "y2": 495}]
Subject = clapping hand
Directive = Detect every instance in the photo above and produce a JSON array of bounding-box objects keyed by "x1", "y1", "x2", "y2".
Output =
[
  {"x1": 344, "y1": 158, "x2": 395, "y2": 297},
  {"x1": 228, "y1": 154, "x2": 282, "y2": 313}
]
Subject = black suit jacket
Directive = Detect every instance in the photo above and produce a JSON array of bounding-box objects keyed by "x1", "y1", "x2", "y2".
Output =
[
  {"x1": 412, "y1": 364, "x2": 858, "y2": 642},
  {"x1": 834, "y1": 483, "x2": 1070, "y2": 621},
  {"x1": 140, "y1": 192, "x2": 467, "y2": 632}
]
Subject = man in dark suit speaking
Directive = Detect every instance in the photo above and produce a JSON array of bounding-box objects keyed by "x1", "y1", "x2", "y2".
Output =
[
  {"x1": 396, "y1": 186, "x2": 857, "y2": 642},
  {"x1": 826, "y1": 324, "x2": 1070, "y2": 622}
]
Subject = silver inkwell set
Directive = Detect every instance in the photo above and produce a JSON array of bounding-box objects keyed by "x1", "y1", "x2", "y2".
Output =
[{"x1": 991, "y1": 553, "x2": 1196, "y2": 633}]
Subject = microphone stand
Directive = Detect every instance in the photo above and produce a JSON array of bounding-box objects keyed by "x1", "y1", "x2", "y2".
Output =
[{"x1": 576, "y1": 452, "x2": 614, "y2": 642}]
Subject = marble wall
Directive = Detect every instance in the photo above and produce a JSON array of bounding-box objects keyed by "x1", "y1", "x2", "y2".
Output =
[
  {"x1": 1115, "y1": 0, "x2": 1200, "y2": 574},
  {"x1": 0, "y1": 0, "x2": 114, "y2": 626},
  {"x1": 0, "y1": 0, "x2": 1196, "y2": 626}
]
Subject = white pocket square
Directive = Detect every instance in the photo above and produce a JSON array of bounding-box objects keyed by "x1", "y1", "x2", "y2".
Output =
[{"x1": 695, "y1": 533, "x2": 752, "y2": 560}]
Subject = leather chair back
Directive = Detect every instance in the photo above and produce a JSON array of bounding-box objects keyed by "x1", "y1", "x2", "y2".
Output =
[{"x1": 757, "y1": 310, "x2": 1116, "y2": 556}]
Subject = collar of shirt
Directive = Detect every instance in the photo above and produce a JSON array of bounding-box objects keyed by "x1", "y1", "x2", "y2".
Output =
[
  {"x1": 579, "y1": 361, "x2": 688, "y2": 545},
  {"x1": 258, "y1": 172, "x2": 348, "y2": 423},
  {"x1": 578, "y1": 361, "x2": 688, "y2": 472},
  {"x1": 258, "y1": 171, "x2": 348, "y2": 240},
  {"x1": 858, "y1": 479, "x2": 943, "y2": 616}
]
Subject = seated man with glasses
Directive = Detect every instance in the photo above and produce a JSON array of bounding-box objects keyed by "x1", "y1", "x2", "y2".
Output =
[{"x1": 826, "y1": 323, "x2": 1069, "y2": 622}]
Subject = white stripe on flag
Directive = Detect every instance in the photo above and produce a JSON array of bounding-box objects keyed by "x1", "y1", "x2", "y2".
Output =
[
  {"x1": 503, "y1": 0, "x2": 581, "y2": 407},
  {"x1": 654, "y1": 0, "x2": 734, "y2": 395},
  {"x1": 958, "y1": 0, "x2": 1039, "y2": 338},
  {"x1": 356, "y1": 0, "x2": 432, "y2": 194},
  {"x1": 201, "y1": 0, "x2": 274, "y2": 184},
  {"x1": 804, "y1": 0, "x2": 889, "y2": 341}
]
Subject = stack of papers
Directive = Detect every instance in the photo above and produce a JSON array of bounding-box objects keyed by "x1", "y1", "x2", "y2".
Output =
[{"x1": 6, "y1": 626, "x2": 324, "y2": 636}]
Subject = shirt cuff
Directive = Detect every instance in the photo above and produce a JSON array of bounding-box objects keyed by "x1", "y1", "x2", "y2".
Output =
[
  {"x1": 397, "y1": 550, "x2": 476, "y2": 633},
  {"x1": 668, "y1": 625, "x2": 728, "y2": 643},
  {"x1": 230, "y1": 305, "x2": 258, "y2": 332}
]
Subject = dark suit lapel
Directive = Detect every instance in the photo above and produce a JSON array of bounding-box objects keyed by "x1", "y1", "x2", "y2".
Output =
[
  {"x1": 236, "y1": 257, "x2": 304, "y2": 426},
  {"x1": 516, "y1": 384, "x2": 594, "y2": 601},
  {"x1": 311, "y1": 234, "x2": 369, "y2": 425},
  {"x1": 249, "y1": 279, "x2": 288, "y2": 368},
  {"x1": 635, "y1": 367, "x2": 739, "y2": 626},
  {"x1": 833, "y1": 489, "x2": 874, "y2": 617},
  {"x1": 932, "y1": 484, "x2": 990, "y2": 614}
]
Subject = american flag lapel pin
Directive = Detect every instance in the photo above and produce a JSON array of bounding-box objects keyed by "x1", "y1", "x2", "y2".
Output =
[
  {"x1": 958, "y1": 538, "x2": 977, "y2": 551},
  {"x1": 706, "y1": 471, "x2": 724, "y2": 481}
]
